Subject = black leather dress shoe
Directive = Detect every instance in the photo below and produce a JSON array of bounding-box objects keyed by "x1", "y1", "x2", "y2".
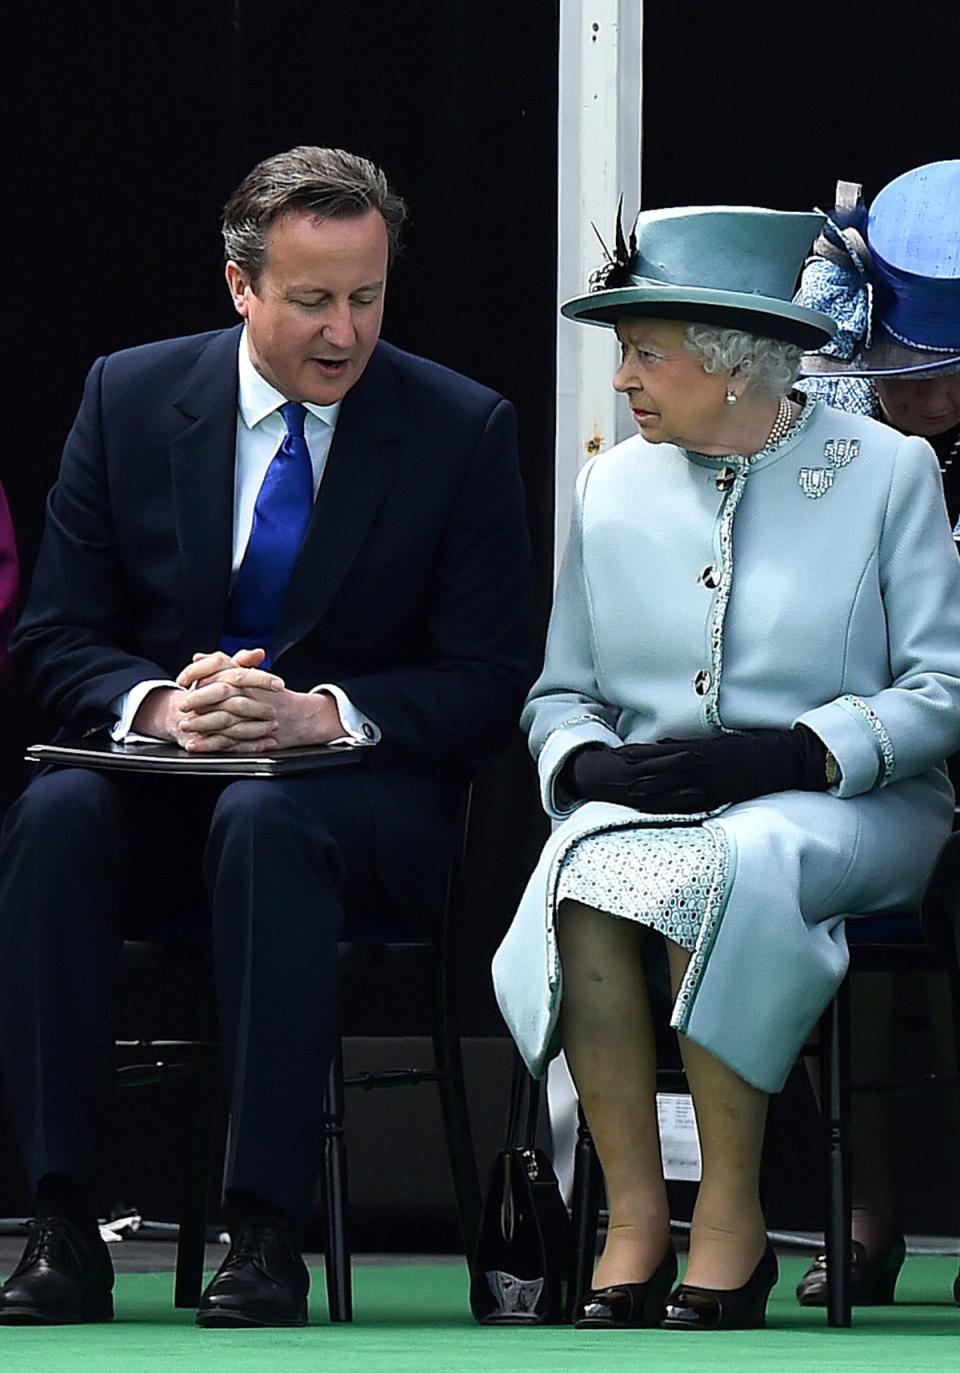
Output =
[
  {"x1": 574, "y1": 1247, "x2": 678, "y2": 1328},
  {"x1": 795, "y1": 1236, "x2": 905, "y2": 1307},
  {"x1": 661, "y1": 1243, "x2": 778, "y2": 1330},
  {"x1": 0, "y1": 1216, "x2": 114, "y2": 1324},
  {"x1": 196, "y1": 1217, "x2": 309, "y2": 1328}
]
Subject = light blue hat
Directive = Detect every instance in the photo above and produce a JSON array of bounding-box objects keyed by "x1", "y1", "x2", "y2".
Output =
[{"x1": 562, "y1": 205, "x2": 835, "y2": 349}]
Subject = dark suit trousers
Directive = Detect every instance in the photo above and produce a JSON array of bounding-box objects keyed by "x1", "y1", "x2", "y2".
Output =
[{"x1": 0, "y1": 762, "x2": 398, "y2": 1221}]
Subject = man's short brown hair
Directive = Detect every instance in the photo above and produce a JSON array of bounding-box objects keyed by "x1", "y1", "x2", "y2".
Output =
[{"x1": 222, "y1": 146, "x2": 408, "y2": 285}]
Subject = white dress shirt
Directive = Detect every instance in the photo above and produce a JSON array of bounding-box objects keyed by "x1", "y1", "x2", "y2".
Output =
[{"x1": 111, "y1": 328, "x2": 381, "y2": 745}]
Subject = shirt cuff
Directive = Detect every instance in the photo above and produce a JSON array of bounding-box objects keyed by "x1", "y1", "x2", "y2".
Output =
[
  {"x1": 310, "y1": 684, "x2": 381, "y2": 746},
  {"x1": 110, "y1": 680, "x2": 183, "y2": 742}
]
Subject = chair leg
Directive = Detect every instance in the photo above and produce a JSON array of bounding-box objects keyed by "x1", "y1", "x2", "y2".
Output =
[
  {"x1": 174, "y1": 1060, "x2": 216, "y2": 1308},
  {"x1": 433, "y1": 959, "x2": 482, "y2": 1260},
  {"x1": 569, "y1": 1105, "x2": 603, "y2": 1321},
  {"x1": 322, "y1": 1042, "x2": 353, "y2": 1322},
  {"x1": 820, "y1": 981, "x2": 852, "y2": 1328},
  {"x1": 759, "y1": 1083, "x2": 782, "y2": 1217},
  {"x1": 949, "y1": 958, "x2": 960, "y2": 1074}
]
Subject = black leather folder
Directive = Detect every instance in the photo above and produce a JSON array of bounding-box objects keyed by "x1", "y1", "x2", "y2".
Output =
[{"x1": 26, "y1": 732, "x2": 370, "y2": 778}]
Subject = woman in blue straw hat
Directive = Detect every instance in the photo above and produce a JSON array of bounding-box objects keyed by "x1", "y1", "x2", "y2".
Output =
[
  {"x1": 794, "y1": 160, "x2": 960, "y2": 1308},
  {"x1": 799, "y1": 160, "x2": 960, "y2": 522},
  {"x1": 493, "y1": 201, "x2": 960, "y2": 1331}
]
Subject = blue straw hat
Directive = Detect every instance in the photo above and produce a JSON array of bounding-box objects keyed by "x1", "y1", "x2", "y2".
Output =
[
  {"x1": 799, "y1": 161, "x2": 960, "y2": 380},
  {"x1": 562, "y1": 205, "x2": 835, "y2": 350}
]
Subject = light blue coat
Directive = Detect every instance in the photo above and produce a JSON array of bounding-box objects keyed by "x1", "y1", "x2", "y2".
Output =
[{"x1": 493, "y1": 401, "x2": 960, "y2": 1093}]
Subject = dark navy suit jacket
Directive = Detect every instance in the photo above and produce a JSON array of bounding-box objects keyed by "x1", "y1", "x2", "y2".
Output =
[{"x1": 13, "y1": 325, "x2": 533, "y2": 902}]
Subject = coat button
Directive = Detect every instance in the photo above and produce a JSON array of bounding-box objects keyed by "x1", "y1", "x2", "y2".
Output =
[
  {"x1": 715, "y1": 466, "x2": 736, "y2": 491},
  {"x1": 699, "y1": 564, "x2": 720, "y2": 589},
  {"x1": 694, "y1": 669, "x2": 712, "y2": 695},
  {"x1": 362, "y1": 722, "x2": 375, "y2": 739}
]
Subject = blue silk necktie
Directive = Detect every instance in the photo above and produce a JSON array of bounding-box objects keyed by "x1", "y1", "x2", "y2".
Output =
[{"x1": 221, "y1": 401, "x2": 314, "y2": 667}]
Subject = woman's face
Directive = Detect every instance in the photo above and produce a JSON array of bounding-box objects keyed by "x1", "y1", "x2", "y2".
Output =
[
  {"x1": 876, "y1": 373, "x2": 960, "y2": 436},
  {"x1": 613, "y1": 317, "x2": 729, "y2": 449}
]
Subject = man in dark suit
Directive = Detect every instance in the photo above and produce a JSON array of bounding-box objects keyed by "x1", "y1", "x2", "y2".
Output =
[{"x1": 0, "y1": 146, "x2": 531, "y2": 1327}]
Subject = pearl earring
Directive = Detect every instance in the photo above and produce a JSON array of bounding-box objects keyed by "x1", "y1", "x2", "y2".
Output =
[{"x1": 725, "y1": 389, "x2": 738, "y2": 405}]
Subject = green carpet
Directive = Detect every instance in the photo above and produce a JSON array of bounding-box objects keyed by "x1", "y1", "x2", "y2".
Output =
[{"x1": 2, "y1": 1256, "x2": 958, "y2": 1372}]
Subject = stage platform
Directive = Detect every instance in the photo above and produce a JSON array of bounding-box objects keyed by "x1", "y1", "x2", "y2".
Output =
[{"x1": 0, "y1": 1241, "x2": 957, "y2": 1370}]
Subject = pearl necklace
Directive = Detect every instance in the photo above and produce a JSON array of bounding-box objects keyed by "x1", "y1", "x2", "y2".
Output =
[{"x1": 765, "y1": 395, "x2": 794, "y2": 450}]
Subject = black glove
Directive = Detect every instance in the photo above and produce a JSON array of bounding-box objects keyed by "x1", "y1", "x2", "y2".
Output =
[{"x1": 560, "y1": 727, "x2": 828, "y2": 813}]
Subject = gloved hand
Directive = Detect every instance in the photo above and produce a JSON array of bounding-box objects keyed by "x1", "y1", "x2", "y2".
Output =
[{"x1": 560, "y1": 727, "x2": 828, "y2": 813}]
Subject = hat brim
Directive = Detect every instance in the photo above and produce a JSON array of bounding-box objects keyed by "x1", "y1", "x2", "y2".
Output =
[
  {"x1": 561, "y1": 282, "x2": 836, "y2": 350},
  {"x1": 800, "y1": 335, "x2": 960, "y2": 381}
]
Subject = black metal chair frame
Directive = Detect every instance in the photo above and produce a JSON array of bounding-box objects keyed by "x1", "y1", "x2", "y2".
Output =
[
  {"x1": 817, "y1": 838, "x2": 960, "y2": 1326},
  {"x1": 114, "y1": 1035, "x2": 221, "y2": 1308},
  {"x1": 569, "y1": 1105, "x2": 604, "y2": 1320},
  {"x1": 568, "y1": 899, "x2": 960, "y2": 1329},
  {"x1": 568, "y1": 1062, "x2": 691, "y2": 1320},
  {"x1": 321, "y1": 785, "x2": 482, "y2": 1321},
  {"x1": 116, "y1": 783, "x2": 482, "y2": 1318}
]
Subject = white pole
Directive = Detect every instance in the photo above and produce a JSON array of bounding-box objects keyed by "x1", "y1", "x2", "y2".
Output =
[
  {"x1": 549, "y1": 0, "x2": 644, "y2": 1193},
  {"x1": 555, "y1": 0, "x2": 643, "y2": 574}
]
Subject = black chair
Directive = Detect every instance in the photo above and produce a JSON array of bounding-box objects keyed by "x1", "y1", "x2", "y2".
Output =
[
  {"x1": 816, "y1": 838, "x2": 960, "y2": 1326},
  {"x1": 114, "y1": 785, "x2": 481, "y2": 1318},
  {"x1": 569, "y1": 1105, "x2": 604, "y2": 1319},
  {"x1": 568, "y1": 934, "x2": 733, "y2": 1318},
  {"x1": 567, "y1": 860, "x2": 960, "y2": 1330},
  {"x1": 114, "y1": 934, "x2": 222, "y2": 1308},
  {"x1": 320, "y1": 784, "x2": 482, "y2": 1321}
]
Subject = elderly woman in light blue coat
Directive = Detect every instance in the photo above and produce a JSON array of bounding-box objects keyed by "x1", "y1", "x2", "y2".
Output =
[{"x1": 492, "y1": 205, "x2": 960, "y2": 1332}]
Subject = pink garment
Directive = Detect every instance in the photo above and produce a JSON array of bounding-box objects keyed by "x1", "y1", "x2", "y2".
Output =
[{"x1": 0, "y1": 482, "x2": 19, "y2": 681}]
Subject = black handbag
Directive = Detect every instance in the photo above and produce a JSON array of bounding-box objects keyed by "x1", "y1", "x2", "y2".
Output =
[{"x1": 469, "y1": 1052, "x2": 573, "y2": 1324}]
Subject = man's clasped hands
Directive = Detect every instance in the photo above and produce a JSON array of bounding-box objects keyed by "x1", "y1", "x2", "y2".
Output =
[{"x1": 132, "y1": 647, "x2": 344, "y2": 753}]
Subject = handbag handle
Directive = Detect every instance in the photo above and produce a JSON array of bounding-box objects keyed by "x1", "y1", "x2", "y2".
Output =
[
  {"x1": 505, "y1": 1047, "x2": 540, "y2": 1151},
  {"x1": 499, "y1": 1049, "x2": 541, "y2": 1242}
]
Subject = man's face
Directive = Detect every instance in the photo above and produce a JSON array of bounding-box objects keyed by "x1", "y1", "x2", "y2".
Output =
[{"x1": 225, "y1": 208, "x2": 389, "y2": 404}]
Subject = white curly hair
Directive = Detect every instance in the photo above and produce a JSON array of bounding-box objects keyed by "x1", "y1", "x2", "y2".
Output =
[{"x1": 682, "y1": 324, "x2": 803, "y2": 396}]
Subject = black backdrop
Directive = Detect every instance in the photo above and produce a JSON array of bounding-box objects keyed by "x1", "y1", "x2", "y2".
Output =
[
  {"x1": 642, "y1": 0, "x2": 960, "y2": 212},
  {"x1": 2, "y1": 0, "x2": 562, "y2": 577}
]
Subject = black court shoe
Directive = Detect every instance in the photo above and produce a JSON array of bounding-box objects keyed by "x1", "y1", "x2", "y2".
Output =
[
  {"x1": 196, "y1": 1216, "x2": 309, "y2": 1328},
  {"x1": 574, "y1": 1247, "x2": 678, "y2": 1328},
  {"x1": 661, "y1": 1243, "x2": 778, "y2": 1331},
  {"x1": 795, "y1": 1235, "x2": 905, "y2": 1307},
  {"x1": 0, "y1": 1216, "x2": 114, "y2": 1324}
]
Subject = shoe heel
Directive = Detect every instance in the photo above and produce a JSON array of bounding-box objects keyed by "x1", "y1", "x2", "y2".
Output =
[
  {"x1": 870, "y1": 1270, "x2": 899, "y2": 1305},
  {"x1": 81, "y1": 1292, "x2": 114, "y2": 1322},
  {"x1": 643, "y1": 1250, "x2": 679, "y2": 1322},
  {"x1": 662, "y1": 1244, "x2": 778, "y2": 1331},
  {"x1": 729, "y1": 1257, "x2": 777, "y2": 1329}
]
